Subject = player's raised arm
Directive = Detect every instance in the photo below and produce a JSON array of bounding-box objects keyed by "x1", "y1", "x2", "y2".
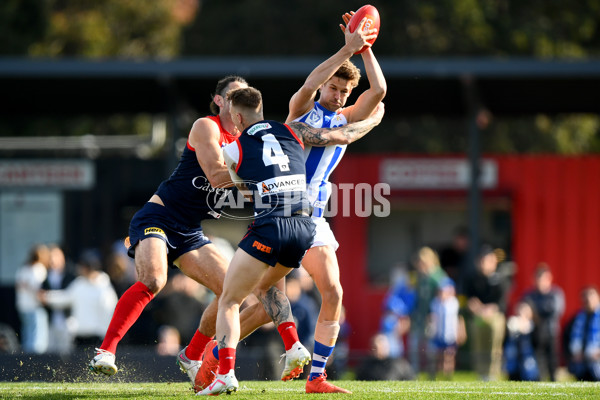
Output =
[
  {"x1": 289, "y1": 102, "x2": 384, "y2": 146},
  {"x1": 343, "y1": 48, "x2": 386, "y2": 123},
  {"x1": 188, "y1": 118, "x2": 234, "y2": 188},
  {"x1": 286, "y1": 16, "x2": 376, "y2": 123},
  {"x1": 339, "y1": 12, "x2": 386, "y2": 123}
]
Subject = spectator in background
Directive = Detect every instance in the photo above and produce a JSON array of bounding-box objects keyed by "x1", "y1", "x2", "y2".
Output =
[
  {"x1": 465, "y1": 245, "x2": 514, "y2": 381},
  {"x1": 42, "y1": 244, "x2": 76, "y2": 354},
  {"x1": 105, "y1": 240, "x2": 137, "y2": 298},
  {"x1": 409, "y1": 246, "x2": 448, "y2": 373},
  {"x1": 286, "y1": 269, "x2": 319, "y2": 349},
  {"x1": 355, "y1": 333, "x2": 415, "y2": 381},
  {"x1": 427, "y1": 277, "x2": 466, "y2": 380},
  {"x1": 380, "y1": 267, "x2": 415, "y2": 359},
  {"x1": 504, "y1": 301, "x2": 540, "y2": 381},
  {"x1": 152, "y1": 270, "x2": 208, "y2": 345},
  {"x1": 40, "y1": 249, "x2": 118, "y2": 350},
  {"x1": 568, "y1": 286, "x2": 600, "y2": 381},
  {"x1": 521, "y1": 263, "x2": 565, "y2": 381},
  {"x1": 439, "y1": 226, "x2": 469, "y2": 295},
  {"x1": 156, "y1": 325, "x2": 182, "y2": 356},
  {"x1": 15, "y1": 244, "x2": 50, "y2": 354}
]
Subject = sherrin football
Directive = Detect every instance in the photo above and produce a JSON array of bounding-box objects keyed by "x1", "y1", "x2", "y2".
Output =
[{"x1": 347, "y1": 5, "x2": 380, "y2": 54}]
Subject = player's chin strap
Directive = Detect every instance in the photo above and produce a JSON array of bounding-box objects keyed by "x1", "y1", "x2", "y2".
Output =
[{"x1": 314, "y1": 321, "x2": 340, "y2": 347}]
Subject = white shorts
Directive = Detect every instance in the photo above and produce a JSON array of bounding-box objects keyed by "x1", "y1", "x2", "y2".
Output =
[{"x1": 311, "y1": 217, "x2": 339, "y2": 251}]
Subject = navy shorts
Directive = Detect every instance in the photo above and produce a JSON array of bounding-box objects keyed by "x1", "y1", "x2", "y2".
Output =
[
  {"x1": 127, "y1": 202, "x2": 211, "y2": 266},
  {"x1": 238, "y1": 216, "x2": 315, "y2": 268}
]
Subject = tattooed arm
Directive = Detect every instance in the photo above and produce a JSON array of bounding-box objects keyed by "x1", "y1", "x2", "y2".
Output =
[{"x1": 288, "y1": 102, "x2": 384, "y2": 146}]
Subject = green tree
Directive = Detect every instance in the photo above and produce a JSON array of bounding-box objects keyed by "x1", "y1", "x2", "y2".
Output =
[
  {"x1": 181, "y1": 1, "x2": 600, "y2": 57},
  {"x1": 1, "y1": 0, "x2": 599, "y2": 154},
  {"x1": 26, "y1": 0, "x2": 198, "y2": 58},
  {"x1": 0, "y1": 0, "x2": 200, "y2": 159},
  {"x1": 0, "y1": 0, "x2": 48, "y2": 55}
]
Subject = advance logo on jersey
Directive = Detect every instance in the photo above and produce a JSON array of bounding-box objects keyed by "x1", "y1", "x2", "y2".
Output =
[
  {"x1": 247, "y1": 122, "x2": 271, "y2": 136},
  {"x1": 259, "y1": 174, "x2": 306, "y2": 197}
]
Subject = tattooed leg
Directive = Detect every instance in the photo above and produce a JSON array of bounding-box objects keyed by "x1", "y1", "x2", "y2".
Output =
[
  {"x1": 256, "y1": 286, "x2": 293, "y2": 326},
  {"x1": 217, "y1": 335, "x2": 228, "y2": 350}
]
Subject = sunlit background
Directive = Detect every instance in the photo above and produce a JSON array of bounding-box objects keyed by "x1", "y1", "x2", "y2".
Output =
[{"x1": 1, "y1": 0, "x2": 600, "y2": 382}]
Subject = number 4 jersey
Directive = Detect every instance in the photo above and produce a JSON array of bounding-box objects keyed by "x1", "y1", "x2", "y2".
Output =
[{"x1": 223, "y1": 120, "x2": 311, "y2": 217}]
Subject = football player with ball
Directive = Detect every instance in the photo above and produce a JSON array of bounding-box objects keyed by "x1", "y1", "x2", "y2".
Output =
[{"x1": 282, "y1": 5, "x2": 386, "y2": 394}]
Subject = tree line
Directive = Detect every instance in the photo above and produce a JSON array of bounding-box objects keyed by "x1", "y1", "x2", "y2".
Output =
[{"x1": 1, "y1": 0, "x2": 599, "y2": 154}]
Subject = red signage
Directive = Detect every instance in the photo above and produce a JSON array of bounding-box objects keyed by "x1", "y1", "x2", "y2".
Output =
[{"x1": 0, "y1": 160, "x2": 94, "y2": 189}]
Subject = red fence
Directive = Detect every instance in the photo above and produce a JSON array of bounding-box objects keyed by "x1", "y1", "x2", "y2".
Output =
[{"x1": 332, "y1": 154, "x2": 600, "y2": 352}]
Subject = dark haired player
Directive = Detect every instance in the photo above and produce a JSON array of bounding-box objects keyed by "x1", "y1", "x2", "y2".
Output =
[
  {"x1": 198, "y1": 87, "x2": 383, "y2": 395},
  {"x1": 89, "y1": 76, "x2": 307, "y2": 391}
]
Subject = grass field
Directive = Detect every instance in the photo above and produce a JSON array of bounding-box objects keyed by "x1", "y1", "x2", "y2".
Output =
[{"x1": 1, "y1": 380, "x2": 599, "y2": 400}]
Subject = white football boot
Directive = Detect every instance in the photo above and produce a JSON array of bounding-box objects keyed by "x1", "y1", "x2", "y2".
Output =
[
  {"x1": 89, "y1": 348, "x2": 118, "y2": 376},
  {"x1": 177, "y1": 347, "x2": 202, "y2": 386},
  {"x1": 281, "y1": 341, "x2": 311, "y2": 381},
  {"x1": 196, "y1": 369, "x2": 239, "y2": 396}
]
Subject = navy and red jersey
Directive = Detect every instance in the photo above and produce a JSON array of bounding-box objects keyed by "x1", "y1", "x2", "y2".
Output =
[
  {"x1": 155, "y1": 115, "x2": 237, "y2": 227},
  {"x1": 225, "y1": 120, "x2": 310, "y2": 217}
]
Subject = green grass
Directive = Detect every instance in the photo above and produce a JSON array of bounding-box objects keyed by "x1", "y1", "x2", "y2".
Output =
[{"x1": 1, "y1": 380, "x2": 599, "y2": 400}]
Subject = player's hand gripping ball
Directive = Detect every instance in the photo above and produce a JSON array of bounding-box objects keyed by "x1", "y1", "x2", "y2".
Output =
[{"x1": 347, "y1": 5, "x2": 380, "y2": 54}]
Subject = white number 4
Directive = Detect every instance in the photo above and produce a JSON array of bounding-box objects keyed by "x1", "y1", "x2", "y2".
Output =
[{"x1": 262, "y1": 134, "x2": 290, "y2": 171}]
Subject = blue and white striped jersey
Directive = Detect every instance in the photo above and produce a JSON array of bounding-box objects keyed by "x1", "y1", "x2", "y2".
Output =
[
  {"x1": 430, "y1": 296, "x2": 460, "y2": 346},
  {"x1": 294, "y1": 101, "x2": 348, "y2": 218}
]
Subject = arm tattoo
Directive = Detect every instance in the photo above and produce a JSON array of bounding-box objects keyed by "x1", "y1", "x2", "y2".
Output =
[
  {"x1": 289, "y1": 117, "x2": 380, "y2": 146},
  {"x1": 257, "y1": 286, "x2": 292, "y2": 326},
  {"x1": 289, "y1": 122, "x2": 329, "y2": 145}
]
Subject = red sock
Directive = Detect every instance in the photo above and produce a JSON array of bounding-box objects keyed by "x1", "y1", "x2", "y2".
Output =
[
  {"x1": 100, "y1": 281, "x2": 154, "y2": 354},
  {"x1": 277, "y1": 322, "x2": 300, "y2": 351},
  {"x1": 217, "y1": 348, "x2": 236, "y2": 375},
  {"x1": 185, "y1": 330, "x2": 212, "y2": 360}
]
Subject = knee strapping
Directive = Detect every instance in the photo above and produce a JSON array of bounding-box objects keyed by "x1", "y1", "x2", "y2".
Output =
[{"x1": 314, "y1": 320, "x2": 340, "y2": 347}]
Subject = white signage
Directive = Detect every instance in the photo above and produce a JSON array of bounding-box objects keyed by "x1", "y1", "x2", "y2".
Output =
[
  {"x1": 0, "y1": 160, "x2": 95, "y2": 189},
  {"x1": 0, "y1": 191, "x2": 63, "y2": 284},
  {"x1": 380, "y1": 158, "x2": 498, "y2": 190}
]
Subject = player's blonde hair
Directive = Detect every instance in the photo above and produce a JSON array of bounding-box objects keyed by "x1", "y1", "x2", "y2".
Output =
[{"x1": 333, "y1": 60, "x2": 361, "y2": 88}]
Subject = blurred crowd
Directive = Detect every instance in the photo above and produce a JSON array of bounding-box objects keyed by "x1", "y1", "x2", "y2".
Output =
[
  {"x1": 7, "y1": 239, "x2": 219, "y2": 358},
  {"x1": 372, "y1": 227, "x2": 600, "y2": 382},
  {"x1": 4, "y1": 230, "x2": 600, "y2": 383}
]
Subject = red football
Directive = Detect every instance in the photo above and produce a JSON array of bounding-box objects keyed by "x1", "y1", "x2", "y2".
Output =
[{"x1": 347, "y1": 5, "x2": 380, "y2": 54}]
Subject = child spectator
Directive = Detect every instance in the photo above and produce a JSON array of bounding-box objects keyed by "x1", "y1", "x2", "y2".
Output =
[
  {"x1": 504, "y1": 301, "x2": 540, "y2": 381},
  {"x1": 427, "y1": 278, "x2": 466, "y2": 379}
]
